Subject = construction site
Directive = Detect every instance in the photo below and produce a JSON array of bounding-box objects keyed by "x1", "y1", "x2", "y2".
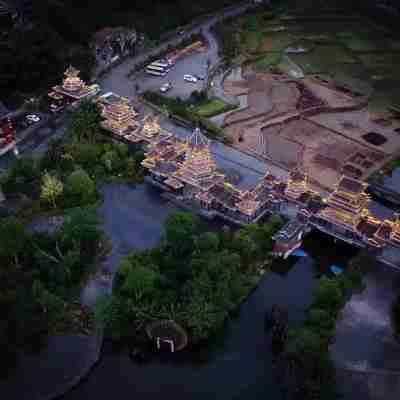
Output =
[{"x1": 221, "y1": 70, "x2": 400, "y2": 191}]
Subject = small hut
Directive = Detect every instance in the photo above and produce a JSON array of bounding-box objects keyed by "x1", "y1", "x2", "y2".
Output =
[{"x1": 146, "y1": 320, "x2": 188, "y2": 352}]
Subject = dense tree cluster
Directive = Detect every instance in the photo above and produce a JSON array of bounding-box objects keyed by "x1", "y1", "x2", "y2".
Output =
[
  {"x1": 97, "y1": 212, "x2": 283, "y2": 343},
  {"x1": 0, "y1": 101, "x2": 145, "y2": 214},
  {"x1": 0, "y1": 100, "x2": 149, "y2": 377},
  {"x1": 0, "y1": 208, "x2": 101, "y2": 377}
]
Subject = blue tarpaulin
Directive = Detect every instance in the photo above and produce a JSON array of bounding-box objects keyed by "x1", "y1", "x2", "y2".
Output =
[
  {"x1": 292, "y1": 249, "x2": 308, "y2": 257},
  {"x1": 330, "y1": 265, "x2": 343, "y2": 275}
]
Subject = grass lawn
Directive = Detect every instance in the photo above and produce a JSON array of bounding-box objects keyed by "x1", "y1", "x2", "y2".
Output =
[
  {"x1": 253, "y1": 52, "x2": 282, "y2": 72},
  {"x1": 194, "y1": 98, "x2": 236, "y2": 118}
]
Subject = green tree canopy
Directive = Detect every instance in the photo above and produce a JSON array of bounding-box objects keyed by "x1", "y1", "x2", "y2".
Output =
[
  {"x1": 40, "y1": 172, "x2": 64, "y2": 209},
  {"x1": 66, "y1": 168, "x2": 96, "y2": 206},
  {"x1": 164, "y1": 212, "x2": 200, "y2": 256},
  {"x1": 0, "y1": 217, "x2": 30, "y2": 268},
  {"x1": 314, "y1": 276, "x2": 345, "y2": 316},
  {"x1": 70, "y1": 100, "x2": 103, "y2": 143},
  {"x1": 195, "y1": 231, "x2": 220, "y2": 253},
  {"x1": 121, "y1": 265, "x2": 160, "y2": 300}
]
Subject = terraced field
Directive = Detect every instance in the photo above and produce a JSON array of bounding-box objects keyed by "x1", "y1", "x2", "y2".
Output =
[{"x1": 235, "y1": 12, "x2": 400, "y2": 114}]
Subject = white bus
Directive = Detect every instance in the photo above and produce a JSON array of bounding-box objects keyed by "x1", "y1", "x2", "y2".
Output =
[
  {"x1": 151, "y1": 61, "x2": 170, "y2": 69},
  {"x1": 145, "y1": 65, "x2": 167, "y2": 76},
  {"x1": 145, "y1": 68, "x2": 166, "y2": 77}
]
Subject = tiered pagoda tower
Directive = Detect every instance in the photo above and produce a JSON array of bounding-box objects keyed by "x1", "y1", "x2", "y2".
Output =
[
  {"x1": 62, "y1": 66, "x2": 85, "y2": 93},
  {"x1": 316, "y1": 175, "x2": 371, "y2": 234},
  {"x1": 284, "y1": 169, "x2": 310, "y2": 201},
  {"x1": 53, "y1": 65, "x2": 97, "y2": 100},
  {"x1": 173, "y1": 126, "x2": 221, "y2": 191},
  {"x1": 142, "y1": 115, "x2": 161, "y2": 139},
  {"x1": 100, "y1": 97, "x2": 140, "y2": 136}
]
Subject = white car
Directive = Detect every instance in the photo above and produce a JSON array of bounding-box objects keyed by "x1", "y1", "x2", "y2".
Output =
[
  {"x1": 184, "y1": 74, "x2": 197, "y2": 83},
  {"x1": 160, "y1": 82, "x2": 172, "y2": 93},
  {"x1": 26, "y1": 114, "x2": 41, "y2": 123}
]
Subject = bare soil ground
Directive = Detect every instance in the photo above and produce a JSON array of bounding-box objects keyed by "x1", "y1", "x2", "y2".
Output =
[
  {"x1": 309, "y1": 109, "x2": 400, "y2": 155},
  {"x1": 219, "y1": 71, "x2": 400, "y2": 190},
  {"x1": 261, "y1": 118, "x2": 378, "y2": 188},
  {"x1": 304, "y1": 77, "x2": 358, "y2": 108}
]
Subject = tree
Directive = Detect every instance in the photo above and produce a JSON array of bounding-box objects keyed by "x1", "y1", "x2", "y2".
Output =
[
  {"x1": 1, "y1": 156, "x2": 40, "y2": 196},
  {"x1": 267, "y1": 214, "x2": 284, "y2": 232},
  {"x1": 195, "y1": 232, "x2": 220, "y2": 253},
  {"x1": 40, "y1": 172, "x2": 63, "y2": 208},
  {"x1": 71, "y1": 142, "x2": 102, "y2": 170},
  {"x1": 31, "y1": 280, "x2": 65, "y2": 326},
  {"x1": 245, "y1": 15, "x2": 258, "y2": 32},
  {"x1": 307, "y1": 308, "x2": 336, "y2": 341},
  {"x1": 70, "y1": 100, "x2": 102, "y2": 143},
  {"x1": 94, "y1": 295, "x2": 113, "y2": 328},
  {"x1": 286, "y1": 327, "x2": 324, "y2": 371},
  {"x1": 65, "y1": 169, "x2": 96, "y2": 206},
  {"x1": 59, "y1": 207, "x2": 100, "y2": 255},
  {"x1": 314, "y1": 276, "x2": 345, "y2": 317},
  {"x1": 164, "y1": 212, "x2": 200, "y2": 256},
  {"x1": 0, "y1": 216, "x2": 29, "y2": 268},
  {"x1": 101, "y1": 150, "x2": 120, "y2": 172},
  {"x1": 125, "y1": 157, "x2": 138, "y2": 180},
  {"x1": 121, "y1": 265, "x2": 159, "y2": 301}
]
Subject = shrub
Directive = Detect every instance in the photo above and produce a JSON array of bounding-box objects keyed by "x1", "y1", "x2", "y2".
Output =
[
  {"x1": 65, "y1": 169, "x2": 96, "y2": 207},
  {"x1": 101, "y1": 150, "x2": 121, "y2": 172},
  {"x1": 72, "y1": 143, "x2": 102, "y2": 170},
  {"x1": 1, "y1": 157, "x2": 41, "y2": 197},
  {"x1": 40, "y1": 173, "x2": 64, "y2": 209}
]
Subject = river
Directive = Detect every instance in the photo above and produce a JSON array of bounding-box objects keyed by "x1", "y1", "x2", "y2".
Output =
[{"x1": 62, "y1": 184, "x2": 360, "y2": 400}]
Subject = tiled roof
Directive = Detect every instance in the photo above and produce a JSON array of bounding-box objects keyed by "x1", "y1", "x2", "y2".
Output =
[{"x1": 337, "y1": 176, "x2": 367, "y2": 195}]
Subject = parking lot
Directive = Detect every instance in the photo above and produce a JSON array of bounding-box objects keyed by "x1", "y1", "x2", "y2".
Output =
[{"x1": 136, "y1": 50, "x2": 210, "y2": 100}]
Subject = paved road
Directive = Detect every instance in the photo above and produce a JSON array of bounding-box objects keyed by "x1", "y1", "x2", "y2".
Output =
[{"x1": 99, "y1": 1, "x2": 254, "y2": 100}]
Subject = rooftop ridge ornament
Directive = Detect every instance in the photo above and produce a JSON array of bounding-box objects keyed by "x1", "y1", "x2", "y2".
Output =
[
  {"x1": 64, "y1": 65, "x2": 80, "y2": 78},
  {"x1": 186, "y1": 125, "x2": 209, "y2": 150},
  {"x1": 142, "y1": 114, "x2": 161, "y2": 137}
]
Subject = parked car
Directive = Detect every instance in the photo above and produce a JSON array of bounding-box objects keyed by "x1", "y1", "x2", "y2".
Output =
[
  {"x1": 26, "y1": 114, "x2": 41, "y2": 124},
  {"x1": 194, "y1": 74, "x2": 206, "y2": 81},
  {"x1": 160, "y1": 82, "x2": 172, "y2": 93},
  {"x1": 184, "y1": 74, "x2": 197, "y2": 83}
]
